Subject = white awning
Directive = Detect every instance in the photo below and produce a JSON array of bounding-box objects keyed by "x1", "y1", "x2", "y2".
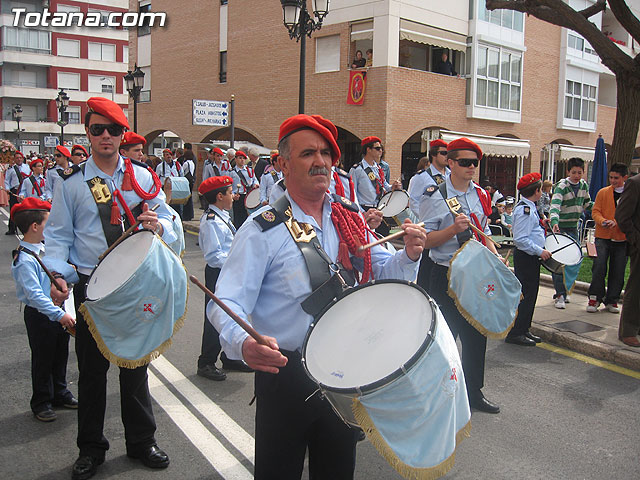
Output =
[
  {"x1": 557, "y1": 144, "x2": 595, "y2": 163},
  {"x1": 399, "y1": 19, "x2": 467, "y2": 53},
  {"x1": 351, "y1": 21, "x2": 373, "y2": 41},
  {"x1": 438, "y1": 130, "x2": 531, "y2": 158}
]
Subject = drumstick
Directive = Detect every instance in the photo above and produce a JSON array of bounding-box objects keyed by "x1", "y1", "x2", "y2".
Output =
[
  {"x1": 98, "y1": 204, "x2": 160, "y2": 261},
  {"x1": 0, "y1": 187, "x2": 22, "y2": 199},
  {"x1": 358, "y1": 222, "x2": 425, "y2": 252},
  {"x1": 189, "y1": 275, "x2": 270, "y2": 347},
  {"x1": 443, "y1": 200, "x2": 501, "y2": 249},
  {"x1": 549, "y1": 243, "x2": 574, "y2": 256}
]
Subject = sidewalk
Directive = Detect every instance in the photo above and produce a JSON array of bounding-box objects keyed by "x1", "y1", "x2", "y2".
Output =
[{"x1": 184, "y1": 205, "x2": 640, "y2": 372}]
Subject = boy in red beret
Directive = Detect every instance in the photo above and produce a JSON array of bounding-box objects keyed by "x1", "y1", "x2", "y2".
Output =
[
  {"x1": 45, "y1": 146, "x2": 71, "y2": 202},
  {"x1": 10, "y1": 198, "x2": 77, "y2": 422},
  {"x1": 507, "y1": 172, "x2": 552, "y2": 346},
  {"x1": 19, "y1": 158, "x2": 47, "y2": 201}
]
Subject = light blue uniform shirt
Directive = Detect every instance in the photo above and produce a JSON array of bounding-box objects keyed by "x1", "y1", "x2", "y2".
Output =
[
  {"x1": 155, "y1": 161, "x2": 182, "y2": 180},
  {"x1": 420, "y1": 178, "x2": 492, "y2": 266},
  {"x1": 19, "y1": 174, "x2": 47, "y2": 200},
  {"x1": 4, "y1": 163, "x2": 30, "y2": 190},
  {"x1": 199, "y1": 205, "x2": 235, "y2": 268},
  {"x1": 44, "y1": 155, "x2": 177, "y2": 275},
  {"x1": 349, "y1": 159, "x2": 391, "y2": 207},
  {"x1": 11, "y1": 241, "x2": 65, "y2": 322},
  {"x1": 202, "y1": 160, "x2": 230, "y2": 182},
  {"x1": 231, "y1": 166, "x2": 258, "y2": 194},
  {"x1": 268, "y1": 179, "x2": 286, "y2": 204},
  {"x1": 45, "y1": 167, "x2": 64, "y2": 201},
  {"x1": 513, "y1": 197, "x2": 545, "y2": 257},
  {"x1": 209, "y1": 191, "x2": 420, "y2": 360},
  {"x1": 259, "y1": 170, "x2": 282, "y2": 204},
  {"x1": 408, "y1": 165, "x2": 450, "y2": 217}
]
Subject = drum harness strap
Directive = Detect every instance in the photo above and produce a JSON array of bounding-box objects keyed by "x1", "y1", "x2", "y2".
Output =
[
  {"x1": 360, "y1": 163, "x2": 384, "y2": 204},
  {"x1": 207, "y1": 208, "x2": 236, "y2": 235},
  {"x1": 234, "y1": 167, "x2": 253, "y2": 194},
  {"x1": 27, "y1": 175, "x2": 45, "y2": 197},
  {"x1": 426, "y1": 169, "x2": 445, "y2": 186},
  {"x1": 438, "y1": 181, "x2": 473, "y2": 247}
]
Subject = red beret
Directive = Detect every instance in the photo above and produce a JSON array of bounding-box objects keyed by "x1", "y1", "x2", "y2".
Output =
[
  {"x1": 162, "y1": 148, "x2": 173, "y2": 155},
  {"x1": 14, "y1": 151, "x2": 24, "y2": 158},
  {"x1": 10, "y1": 197, "x2": 51, "y2": 220},
  {"x1": 279, "y1": 114, "x2": 341, "y2": 165},
  {"x1": 235, "y1": 151, "x2": 248, "y2": 159},
  {"x1": 198, "y1": 175, "x2": 233, "y2": 195},
  {"x1": 447, "y1": 137, "x2": 483, "y2": 159},
  {"x1": 72, "y1": 145, "x2": 88, "y2": 157},
  {"x1": 270, "y1": 152, "x2": 279, "y2": 160},
  {"x1": 87, "y1": 97, "x2": 130, "y2": 130},
  {"x1": 430, "y1": 139, "x2": 448, "y2": 149},
  {"x1": 212, "y1": 147, "x2": 224, "y2": 155},
  {"x1": 55, "y1": 145, "x2": 71, "y2": 157},
  {"x1": 361, "y1": 136, "x2": 382, "y2": 147},
  {"x1": 29, "y1": 158, "x2": 44, "y2": 169},
  {"x1": 121, "y1": 132, "x2": 146, "y2": 147},
  {"x1": 517, "y1": 172, "x2": 542, "y2": 191}
]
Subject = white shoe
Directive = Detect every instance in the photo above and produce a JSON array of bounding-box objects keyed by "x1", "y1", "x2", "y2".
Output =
[
  {"x1": 606, "y1": 303, "x2": 620, "y2": 313},
  {"x1": 586, "y1": 296, "x2": 600, "y2": 313},
  {"x1": 554, "y1": 296, "x2": 566, "y2": 309},
  {"x1": 565, "y1": 295, "x2": 571, "y2": 303}
]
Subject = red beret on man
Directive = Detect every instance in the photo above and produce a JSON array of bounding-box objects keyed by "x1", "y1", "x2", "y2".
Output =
[
  {"x1": 235, "y1": 151, "x2": 248, "y2": 159},
  {"x1": 14, "y1": 151, "x2": 25, "y2": 159},
  {"x1": 121, "y1": 132, "x2": 146, "y2": 147},
  {"x1": 87, "y1": 97, "x2": 130, "y2": 130},
  {"x1": 10, "y1": 197, "x2": 51, "y2": 220},
  {"x1": 29, "y1": 158, "x2": 44, "y2": 169},
  {"x1": 517, "y1": 172, "x2": 542, "y2": 191},
  {"x1": 55, "y1": 145, "x2": 71, "y2": 158},
  {"x1": 447, "y1": 137, "x2": 483, "y2": 159},
  {"x1": 162, "y1": 148, "x2": 173, "y2": 156},
  {"x1": 72, "y1": 144, "x2": 89, "y2": 157},
  {"x1": 361, "y1": 136, "x2": 382, "y2": 147},
  {"x1": 198, "y1": 175, "x2": 233, "y2": 196},
  {"x1": 430, "y1": 139, "x2": 448, "y2": 149},
  {"x1": 279, "y1": 114, "x2": 341, "y2": 165},
  {"x1": 212, "y1": 147, "x2": 224, "y2": 156}
]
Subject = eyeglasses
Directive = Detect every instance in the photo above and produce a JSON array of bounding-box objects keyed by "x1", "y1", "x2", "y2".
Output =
[
  {"x1": 373, "y1": 146, "x2": 383, "y2": 151},
  {"x1": 88, "y1": 123, "x2": 124, "y2": 137},
  {"x1": 73, "y1": 152, "x2": 87, "y2": 157},
  {"x1": 454, "y1": 157, "x2": 479, "y2": 168},
  {"x1": 437, "y1": 150, "x2": 448, "y2": 156}
]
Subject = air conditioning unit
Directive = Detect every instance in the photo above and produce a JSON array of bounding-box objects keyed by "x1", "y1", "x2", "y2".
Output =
[{"x1": 172, "y1": 142, "x2": 182, "y2": 150}]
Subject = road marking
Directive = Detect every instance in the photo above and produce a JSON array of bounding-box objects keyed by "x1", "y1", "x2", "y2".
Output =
[
  {"x1": 0, "y1": 206, "x2": 9, "y2": 218},
  {"x1": 151, "y1": 355, "x2": 255, "y2": 462},
  {"x1": 537, "y1": 343, "x2": 640, "y2": 379},
  {"x1": 185, "y1": 229, "x2": 198, "y2": 236},
  {"x1": 148, "y1": 370, "x2": 254, "y2": 480}
]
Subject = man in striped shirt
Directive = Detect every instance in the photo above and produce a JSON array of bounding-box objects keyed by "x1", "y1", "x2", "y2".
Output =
[{"x1": 549, "y1": 157, "x2": 592, "y2": 308}]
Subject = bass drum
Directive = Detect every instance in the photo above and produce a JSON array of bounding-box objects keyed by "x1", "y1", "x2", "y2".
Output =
[
  {"x1": 163, "y1": 177, "x2": 191, "y2": 205},
  {"x1": 377, "y1": 190, "x2": 416, "y2": 227},
  {"x1": 542, "y1": 233, "x2": 582, "y2": 274}
]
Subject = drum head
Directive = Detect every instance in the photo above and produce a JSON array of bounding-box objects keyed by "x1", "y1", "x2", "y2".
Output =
[
  {"x1": 377, "y1": 190, "x2": 409, "y2": 217},
  {"x1": 544, "y1": 233, "x2": 582, "y2": 266},
  {"x1": 245, "y1": 188, "x2": 261, "y2": 209},
  {"x1": 86, "y1": 231, "x2": 155, "y2": 301},
  {"x1": 303, "y1": 281, "x2": 434, "y2": 393}
]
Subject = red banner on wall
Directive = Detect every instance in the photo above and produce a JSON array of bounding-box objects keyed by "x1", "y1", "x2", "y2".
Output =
[{"x1": 347, "y1": 70, "x2": 366, "y2": 105}]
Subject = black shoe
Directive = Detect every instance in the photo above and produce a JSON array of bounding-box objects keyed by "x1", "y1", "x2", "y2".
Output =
[
  {"x1": 34, "y1": 408, "x2": 57, "y2": 422},
  {"x1": 197, "y1": 364, "x2": 227, "y2": 381},
  {"x1": 53, "y1": 396, "x2": 78, "y2": 409},
  {"x1": 5, "y1": 230, "x2": 15, "y2": 235},
  {"x1": 526, "y1": 332, "x2": 542, "y2": 343},
  {"x1": 127, "y1": 445, "x2": 170, "y2": 469},
  {"x1": 505, "y1": 334, "x2": 536, "y2": 346},
  {"x1": 469, "y1": 395, "x2": 500, "y2": 414},
  {"x1": 222, "y1": 359, "x2": 254, "y2": 372},
  {"x1": 72, "y1": 455, "x2": 104, "y2": 480}
]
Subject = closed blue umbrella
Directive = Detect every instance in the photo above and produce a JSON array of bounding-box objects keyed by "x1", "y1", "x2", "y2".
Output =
[{"x1": 589, "y1": 135, "x2": 608, "y2": 201}]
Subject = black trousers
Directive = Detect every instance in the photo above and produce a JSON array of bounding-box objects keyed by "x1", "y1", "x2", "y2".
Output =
[
  {"x1": 363, "y1": 205, "x2": 390, "y2": 237},
  {"x1": 7, "y1": 187, "x2": 19, "y2": 233},
  {"x1": 620, "y1": 244, "x2": 640, "y2": 337},
  {"x1": 74, "y1": 275, "x2": 156, "y2": 457},
  {"x1": 254, "y1": 350, "x2": 358, "y2": 479},
  {"x1": 233, "y1": 195, "x2": 248, "y2": 229},
  {"x1": 430, "y1": 263, "x2": 486, "y2": 396},
  {"x1": 198, "y1": 266, "x2": 229, "y2": 368},
  {"x1": 416, "y1": 250, "x2": 434, "y2": 292},
  {"x1": 24, "y1": 306, "x2": 72, "y2": 413},
  {"x1": 511, "y1": 249, "x2": 541, "y2": 337}
]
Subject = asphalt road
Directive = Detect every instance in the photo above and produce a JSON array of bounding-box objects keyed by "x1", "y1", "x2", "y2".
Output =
[{"x1": 0, "y1": 207, "x2": 638, "y2": 480}]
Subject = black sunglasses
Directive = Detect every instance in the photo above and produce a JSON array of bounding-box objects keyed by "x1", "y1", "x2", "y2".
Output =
[
  {"x1": 54, "y1": 153, "x2": 63, "y2": 158},
  {"x1": 88, "y1": 123, "x2": 124, "y2": 136},
  {"x1": 73, "y1": 151, "x2": 87, "y2": 156},
  {"x1": 454, "y1": 157, "x2": 479, "y2": 168},
  {"x1": 373, "y1": 146, "x2": 383, "y2": 151},
  {"x1": 438, "y1": 150, "x2": 448, "y2": 156}
]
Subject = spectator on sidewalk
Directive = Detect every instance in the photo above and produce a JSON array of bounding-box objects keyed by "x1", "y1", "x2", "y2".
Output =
[
  {"x1": 539, "y1": 180, "x2": 553, "y2": 218},
  {"x1": 615, "y1": 171, "x2": 640, "y2": 348},
  {"x1": 587, "y1": 163, "x2": 629, "y2": 314}
]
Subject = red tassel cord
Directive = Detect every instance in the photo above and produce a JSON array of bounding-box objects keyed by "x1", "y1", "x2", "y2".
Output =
[{"x1": 330, "y1": 202, "x2": 373, "y2": 284}]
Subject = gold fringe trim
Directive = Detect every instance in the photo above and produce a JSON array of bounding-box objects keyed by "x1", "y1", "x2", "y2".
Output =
[
  {"x1": 446, "y1": 243, "x2": 515, "y2": 340},
  {"x1": 352, "y1": 398, "x2": 471, "y2": 480}
]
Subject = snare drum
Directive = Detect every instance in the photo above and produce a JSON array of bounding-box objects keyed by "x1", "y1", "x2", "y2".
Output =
[
  {"x1": 80, "y1": 230, "x2": 188, "y2": 368},
  {"x1": 302, "y1": 280, "x2": 470, "y2": 477},
  {"x1": 376, "y1": 190, "x2": 416, "y2": 227},
  {"x1": 244, "y1": 187, "x2": 261, "y2": 210},
  {"x1": 164, "y1": 176, "x2": 191, "y2": 205},
  {"x1": 542, "y1": 233, "x2": 582, "y2": 274}
]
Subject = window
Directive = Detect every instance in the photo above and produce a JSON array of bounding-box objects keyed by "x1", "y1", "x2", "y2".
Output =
[
  {"x1": 62, "y1": 106, "x2": 81, "y2": 124},
  {"x1": 477, "y1": 0, "x2": 524, "y2": 32},
  {"x1": 57, "y1": 38, "x2": 79, "y2": 57},
  {"x1": 2, "y1": 27, "x2": 50, "y2": 52},
  {"x1": 564, "y1": 80, "x2": 596, "y2": 122},
  {"x1": 123, "y1": 45, "x2": 129, "y2": 63},
  {"x1": 57, "y1": 72, "x2": 80, "y2": 90},
  {"x1": 315, "y1": 35, "x2": 340, "y2": 73},
  {"x1": 568, "y1": 33, "x2": 596, "y2": 56},
  {"x1": 476, "y1": 45, "x2": 521, "y2": 111},
  {"x1": 88, "y1": 75, "x2": 115, "y2": 94},
  {"x1": 219, "y1": 51, "x2": 227, "y2": 83},
  {"x1": 57, "y1": 4, "x2": 80, "y2": 13},
  {"x1": 138, "y1": 3, "x2": 152, "y2": 36},
  {"x1": 88, "y1": 42, "x2": 116, "y2": 62}
]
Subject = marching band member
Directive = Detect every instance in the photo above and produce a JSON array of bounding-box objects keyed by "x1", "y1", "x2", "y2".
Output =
[
  {"x1": 45, "y1": 146, "x2": 72, "y2": 202},
  {"x1": 209, "y1": 114, "x2": 425, "y2": 479},
  {"x1": 119, "y1": 131, "x2": 147, "y2": 162},
  {"x1": 20, "y1": 158, "x2": 47, "y2": 201},
  {"x1": 5, "y1": 151, "x2": 30, "y2": 235},
  {"x1": 70, "y1": 145, "x2": 89, "y2": 166},
  {"x1": 230, "y1": 150, "x2": 258, "y2": 228},
  {"x1": 44, "y1": 97, "x2": 176, "y2": 480},
  {"x1": 259, "y1": 152, "x2": 283, "y2": 206},
  {"x1": 420, "y1": 137, "x2": 504, "y2": 414},
  {"x1": 155, "y1": 148, "x2": 182, "y2": 181}
]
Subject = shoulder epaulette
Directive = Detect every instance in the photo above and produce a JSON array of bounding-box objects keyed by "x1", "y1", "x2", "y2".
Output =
[
  {"x1": 415, "y1": 169, "x2": 425, "y2": 175},
  {"x1": 424, "y1": 185, "x2": 438, "y2": 197},
  {"x1": 523, "y1": 206, "x2": 530, "y2": 215},
  {"x1": 60, "y1": 164, "x2": 82, "y2": 180},
  {"x1": 11, "y1": 249, "x2": 20, "y2": 266},
  {"x1": 253, "y1": 208, "x2": 284, "y2": 231},
  {"x1": 207, "y1": 212, "x2": 216, "y2": 220},
  {"x1": 335, "y1": 168, "x2": 350, "y2": 178},
  {"x1": 129, "y1": 158, "x2": 150, "y2": 169},
  {"x1": 331, "y1": 194, "x2": 359, "y2": 212}
]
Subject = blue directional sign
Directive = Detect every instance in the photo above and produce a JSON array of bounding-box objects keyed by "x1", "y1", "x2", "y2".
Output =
[{"x1": 192, "y1": 100, "x2": 229, "y2": 126}]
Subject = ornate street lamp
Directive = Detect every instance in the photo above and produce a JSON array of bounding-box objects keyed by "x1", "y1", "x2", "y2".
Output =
[
  {"x1": 125, "y1": 64, "x2": 145, "y2": 132},
  {"x1": 280, "y1": 0, "x2": 330, "y2": 113},
  {"x1": 12, "y1": 104, "x2": 23, "y2": 140},
  {"x1": 55, "y1": 88, "x2": 70, "y2": 146}
]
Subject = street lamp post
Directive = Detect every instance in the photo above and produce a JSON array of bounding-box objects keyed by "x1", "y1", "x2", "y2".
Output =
[
  {"x1": 280, "y1": 0, "x2": 330, "y2": 114},
  {"x1": 12, "y1": 104, "x2": 23, "y2": 141},
  {"x1": 55, "y1": 88, "x2": 69, "y2": 146},
  {"x1": 125, "y1": 65, "x2": 145, "y2": 132}
]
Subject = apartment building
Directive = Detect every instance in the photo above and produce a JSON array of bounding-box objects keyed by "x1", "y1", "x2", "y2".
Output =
[
  {"x1": 1, "y1": 0, "x2": 129, "y2": 155},
  {"x1": 130, "y1": 0, "x2": 639, "y2": 196}
]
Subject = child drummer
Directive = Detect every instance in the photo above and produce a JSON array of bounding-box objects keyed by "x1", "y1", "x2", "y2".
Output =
[
  {"x1": 196, "y1": 176, "x2": 252, "y2": 381},
  {"x1": 10, "y1": 197, "x2": 78, "y2": 421},
  {"x1": 506, "y1": 173, "x2": 552, "y2": 346}
]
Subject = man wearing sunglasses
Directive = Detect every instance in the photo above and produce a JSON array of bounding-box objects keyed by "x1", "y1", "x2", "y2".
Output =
[
  {"x1": 409, "y1": 139, "x2": 450, "y2": 218},
  {"x1": 44, "y1": 97, "x2": 177, "y2": 480},
  {"x1": 44, "y1": 145, "x2": 71, "y2": 202},
  {"x1": 71, "y1": 145, "x2": 89, "y2": 166},
  {"x1": 420, "y1": 137, "x2": 504, "y2": 415}
]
